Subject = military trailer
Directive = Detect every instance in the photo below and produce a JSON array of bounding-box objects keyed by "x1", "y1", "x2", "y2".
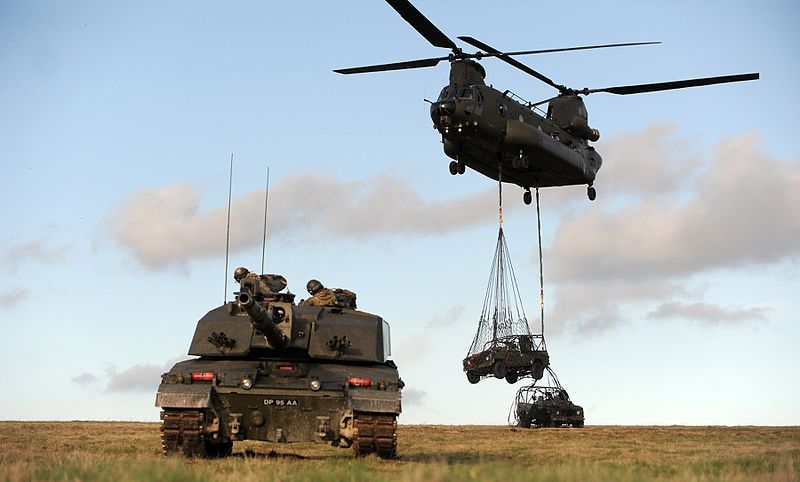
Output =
[
  {"x1": 463, "y1": 334, "x2": 549, "y2": 384},
  {"x1": 514, "y1": 385, "x2": 584, "y2": 428},
  {"x1": 155, "y1": 269, "x2": 402, "y2": 458}
]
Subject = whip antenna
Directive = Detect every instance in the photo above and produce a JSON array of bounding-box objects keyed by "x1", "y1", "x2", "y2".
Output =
[
  {"x1": 260, "y1": 166, "x2": 270, "y2": 274},
  {"x1": 223, "y1": 153, "x2": 234, "y2": 304}
]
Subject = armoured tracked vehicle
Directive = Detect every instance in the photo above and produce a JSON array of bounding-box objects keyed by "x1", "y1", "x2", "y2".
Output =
[{"x1": 155, "y1": 268, "x2": 402, "y2": 458}]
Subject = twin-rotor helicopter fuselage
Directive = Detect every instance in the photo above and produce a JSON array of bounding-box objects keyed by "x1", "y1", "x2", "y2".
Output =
[{"x1": 431, "y1": 60, "x2": 602, "y2": 204}]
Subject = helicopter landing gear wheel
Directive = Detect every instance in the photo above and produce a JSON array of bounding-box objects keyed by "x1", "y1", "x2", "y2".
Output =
[
  {"x1": 449, "y1": 161, "x2": 458, "y2": 175},
  {"x1": 523, "y1": 189, "x2": 532, "y2": 205},
  {"x1": 457, "y1": 159, "x2": 465, "y2": 175},
  {"x1": 466, "y1": 371, "x2": 480, "y2": 384},
  {"x1": 587, "y1": 185, "x2": 597, "y2": 201}
]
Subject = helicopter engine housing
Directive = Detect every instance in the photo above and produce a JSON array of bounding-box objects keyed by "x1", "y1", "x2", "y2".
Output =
[{"x1": 547, "y1": 95, "x2": 599, "y2": 141}]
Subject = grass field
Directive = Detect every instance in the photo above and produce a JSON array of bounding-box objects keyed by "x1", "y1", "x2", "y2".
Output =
[{"x1": 1, "y1": 422, "x2": 797, "y2": 481}]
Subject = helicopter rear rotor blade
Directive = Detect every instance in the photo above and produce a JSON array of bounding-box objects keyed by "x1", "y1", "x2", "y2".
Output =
[
  {"x1": 334, "y1": 57, "x2": 445, "y2": 75},
  {"x1": 586, "y1": 73, "x2": 760, "y2": 95},
  {"x1": 458, "y1": 36, "x2": 567, "y2": 92},
  {"x1": 386, "y1": 0, "x2": 459, "y2": 52}
]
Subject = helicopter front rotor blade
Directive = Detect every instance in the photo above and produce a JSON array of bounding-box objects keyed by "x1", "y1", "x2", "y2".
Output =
[
  {"x1": 458, "y1": 36, "x2": 567, "y2": 92},
  {"x1": 386, "y1": 0, "x2": 459, "y2": 52},
  {"x1": 334, "y1": 57, "x2": 445, "y2": 75},
  {"x1": 501, "y1": 41, "x2": 660, "y2": 57},
  {"x1": 587, "y1": 73, "x2": 760, "y2": 95}
]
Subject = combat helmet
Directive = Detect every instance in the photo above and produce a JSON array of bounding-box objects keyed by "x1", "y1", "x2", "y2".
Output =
[{"x1": 307, "y1": 279, "x2": 324, "y2": 295}]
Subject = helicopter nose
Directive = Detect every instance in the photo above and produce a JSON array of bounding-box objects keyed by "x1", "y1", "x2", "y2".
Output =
[{"x1": 437, "y1": 100, "x2": 456, "y2": 115}]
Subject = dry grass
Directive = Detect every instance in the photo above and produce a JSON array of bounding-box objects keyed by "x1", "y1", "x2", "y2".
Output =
[{"x1": 0, "y1": 422, "x2": 797, "y2": 481}]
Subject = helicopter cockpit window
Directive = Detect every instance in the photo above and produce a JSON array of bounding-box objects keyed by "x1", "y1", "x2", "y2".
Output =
[
  {"x1": 437, "y1": 87, "x2": 451, "y2": 101},
  {"x1": 498, "y1": 103, "x2": 507, "y2": 117},
  {"x1": 458, "y1": 87, "x2": 474, "y2": 99}
]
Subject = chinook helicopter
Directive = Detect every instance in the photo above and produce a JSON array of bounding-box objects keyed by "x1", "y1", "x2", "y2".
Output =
[{"x1": 335, "y1": 0, "x2": 758, "y2": 203}]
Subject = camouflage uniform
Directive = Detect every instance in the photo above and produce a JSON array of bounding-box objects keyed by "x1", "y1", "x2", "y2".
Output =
[
  {"x1": 241, "y1": 272, "x2": 287, "y2": 294},
  {"x1": 300, "y1": 288, "x2": 338, "y2": 307}
]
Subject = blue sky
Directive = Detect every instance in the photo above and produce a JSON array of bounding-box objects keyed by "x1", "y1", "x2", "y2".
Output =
[{"x1": 1, "y1": 0, "x2": 798, "y2": 425}]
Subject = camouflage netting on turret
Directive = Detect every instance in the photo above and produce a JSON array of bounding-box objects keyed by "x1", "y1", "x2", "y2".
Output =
[{"x1": 466, "y1": 227, "x2": 534, "y2": 356}]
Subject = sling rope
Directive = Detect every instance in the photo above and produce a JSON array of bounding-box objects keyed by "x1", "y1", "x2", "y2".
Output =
[{"x1": 535, "y1": 188, "x2": 545, "y2": 339}]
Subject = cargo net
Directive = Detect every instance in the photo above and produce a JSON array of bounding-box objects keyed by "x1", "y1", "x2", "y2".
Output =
[
  {"x1": 462, "y1": 227, "x2": 547, "y2": 385},
  {"x1": 508, "y1": 366, "x2": 584, "y2": 428}
]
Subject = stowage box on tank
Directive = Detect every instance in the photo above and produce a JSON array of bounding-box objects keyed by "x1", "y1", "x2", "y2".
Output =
[{"x1": 155, "y1": 269, "x2": 403, "y2": 458}]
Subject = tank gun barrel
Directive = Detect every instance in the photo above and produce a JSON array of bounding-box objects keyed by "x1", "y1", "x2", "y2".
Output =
[{"x1": 236, "y1": 292, "x2": 287, "y2": 349}]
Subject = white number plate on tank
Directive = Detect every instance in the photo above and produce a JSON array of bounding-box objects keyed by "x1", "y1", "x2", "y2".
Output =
[{"x1": 263, "y1": 399, "x2": 298, "y2": 406}]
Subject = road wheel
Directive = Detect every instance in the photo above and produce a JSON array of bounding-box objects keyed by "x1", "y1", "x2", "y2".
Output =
[
  {"x1": 492, "y1": 361, "x2": 506, "y2": 379},
  {"x1": 531, "y1": 361, "x2": 544, "y2": 380}
]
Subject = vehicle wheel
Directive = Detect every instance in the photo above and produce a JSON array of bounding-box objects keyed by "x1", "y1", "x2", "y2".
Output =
[
  {"x1": 505, "y1": 372, "x2": 518, "y2": 384},
  {"x1": 492, "y1": 361, "x2": 506, "y2": 379},
  {"x1": 466, "y1": 371, "x2": 480, "y2": 384},
  {"x1": 457, "y1": 160, "x2": 466, "y2": 174},
  {"x1": 572, "y1": 421, "x2": 584, "y2": 428},
  {"x1": 449, "y1": 161, "x2": 458, "y2": 175},
  {"x1": 520, "y1": 416, "x2": 532, "y2": 429},
  {"x1": 587, "y1": 186, "x2": 597, "y2": 201},
  {"x1": 204, "y1": 440, "x2": 232, "y2": 458},
  {"x1": 531, "y1": 361, "x2": 544, "y2": 380},
  {"x1": 523, "y1": 190, "x2": 532, "y2": 205}
]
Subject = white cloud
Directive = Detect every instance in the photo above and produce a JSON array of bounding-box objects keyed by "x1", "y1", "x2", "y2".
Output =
[
  {"x1": 104, "y1": 364, "x2": 164, "y2": 393},
  {"x1": 71, "y1": 372, "x2": 99, "y2": 388},
  {"x1": 647, "y1": 301, "x2": 770, "y2": 325},
  {"x1": 402, "y1": 388, "x2": 429, "y2": 407},
  {"x1": 2, "y1": 239, "x2": 65, "y2": 272},
  {"x1": 0, "y1": 288, "x2": 28, "y2": 310},
  {"x1": 549, "y1": 132, "x2": 800, "y2": 283},
  {"x1": 74, "y1": 356, "x2": 191, "y2": 393},
  {"x1": 109, "y1": 173, "x2": 506, "y2": 269},
  {"x1": 544, "y1": 129, "x2": 798, "y2": 332}
]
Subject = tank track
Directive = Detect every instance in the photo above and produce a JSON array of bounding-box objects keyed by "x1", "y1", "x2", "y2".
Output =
[
  {"x1": 352, "y1": 412, "x2": 397, "y2": 459},
  {"x1": 160, "y1": 409, "x2": 206, "y2": 457}
]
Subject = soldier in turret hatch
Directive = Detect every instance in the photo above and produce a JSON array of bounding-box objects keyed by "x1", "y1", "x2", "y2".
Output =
[
  {"x1": 300, "y1": 279, "x2": 338, "y2": 307},
  {"x1": 234, "y1": 267, "x2": 287, "y2": 295}
]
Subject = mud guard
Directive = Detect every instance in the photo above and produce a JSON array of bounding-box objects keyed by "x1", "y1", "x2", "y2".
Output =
[{"x1": 155, "y1": 383, "x2": 213, "y2": 409}]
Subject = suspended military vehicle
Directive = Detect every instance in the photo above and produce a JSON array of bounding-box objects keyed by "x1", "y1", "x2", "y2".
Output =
[
  {"x1": 336, "y1": 0, "x2": 759, "y2": 203},
  {"x1": 155, "y1": 268, "x2": 402, "y2": 458},
  {"x1": 463, "y1": 222, "x2": 548, "y2": 385},
  {"x1": 511, "y1": 366, "x2": 584, "y2": 428}
]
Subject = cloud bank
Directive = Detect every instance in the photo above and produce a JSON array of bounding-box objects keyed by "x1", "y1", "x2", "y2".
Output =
[
  {"x1": 545, "y1": 127, "x2": 799, "y2": 332},
  {"x1": 107, "y1": 125, "x2": 798, "y2": 333},
  {"x1": 110, "y1": 173, "x2": 503, "y2": 269}
]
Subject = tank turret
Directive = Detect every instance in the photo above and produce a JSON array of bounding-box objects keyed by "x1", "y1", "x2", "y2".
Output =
[{"x1": 155, "y1": 268, "x2": 402, "y2": 459}]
